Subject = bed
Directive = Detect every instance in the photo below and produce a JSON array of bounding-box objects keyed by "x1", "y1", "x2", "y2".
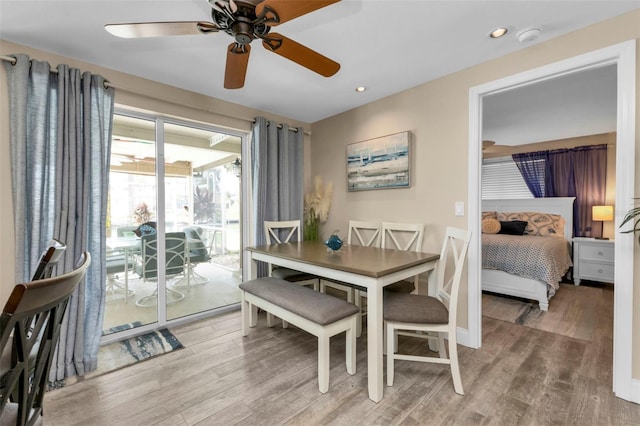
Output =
[{"x1": 481, "y1": 197, "x2": 575, "y2": 311}]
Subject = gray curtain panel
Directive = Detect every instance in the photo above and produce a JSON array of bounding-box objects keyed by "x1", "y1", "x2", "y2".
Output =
[
  {"x1": 3, "y1": 54, "x2": 114, "y2": 382},
  {"x1": 251, "y1": 116, "x2": 304, "y2": 276}
]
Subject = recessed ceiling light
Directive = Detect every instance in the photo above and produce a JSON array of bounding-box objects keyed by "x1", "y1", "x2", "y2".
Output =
[
  {"x1": 489, "y1": 27, "x2": 508, "y2": 39},
  {"x1": 355, "y1": 86, "x2": 366, "y2": 93}
]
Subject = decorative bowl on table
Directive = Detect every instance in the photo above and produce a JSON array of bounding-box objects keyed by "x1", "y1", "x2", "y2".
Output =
[{"x1": 324, "y1": 232, "x2": 343, "y2": 253}]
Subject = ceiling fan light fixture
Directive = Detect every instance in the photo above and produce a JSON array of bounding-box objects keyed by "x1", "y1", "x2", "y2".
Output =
[
  {"x1": 489, "y1": 27, "x2": 508, "y2": 39},
  {"x1": 355, "y1": 86, "x2": 366, "y2": 93}
]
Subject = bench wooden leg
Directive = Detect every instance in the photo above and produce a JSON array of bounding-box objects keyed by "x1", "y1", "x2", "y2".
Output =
[
  {"x1": 346, "y1": 316, "x2": 356, "y2": 375},
  {"x1": 249, "y1": 303, "x2": 258, "y2": 328},
  {"x1": 267, "y1": 312, "x2": 275, "y2": 327},
  {"x1": 318, "y1": 334, "x2": 330, "y2": 393}
]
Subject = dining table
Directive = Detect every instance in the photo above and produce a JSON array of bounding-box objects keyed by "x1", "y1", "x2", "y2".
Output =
[
  {"x1": 106, "y1": 236, "x2": 142, "y2": 301},
  {"x1": 245, "y1": 240, "x2": 440, "y2": 403}
]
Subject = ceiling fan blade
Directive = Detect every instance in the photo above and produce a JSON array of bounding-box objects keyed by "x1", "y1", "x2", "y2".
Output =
[
  {"x1": 105, "y1": 22, "x2": 217, "y2": 38},
  {"x1": 262, "y1": 33, "x2": 339, "y2": 77},
  {"x1": 225, "y1": 43, "x2": 251, "y2": 89},
  {"x1": 255, "y1": 0, "x2": 340, "y2": 26}
]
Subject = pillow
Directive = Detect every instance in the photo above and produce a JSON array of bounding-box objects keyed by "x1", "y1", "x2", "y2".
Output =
[
  {"x1": 497, "y1": 220, "x2": 528, "y2": 235},
  {"x1": 134, "y1": 221, "x2": 157, "y2": 237},
  {"x1": 482, "y1": 211, "x2": 497, "y2": 220},
  {"x1": 497, "y1": 211, "x2": 565, "y2": 236},
  {"x1": 482, "y1": 218, "x2": 501, "y2": 234}
]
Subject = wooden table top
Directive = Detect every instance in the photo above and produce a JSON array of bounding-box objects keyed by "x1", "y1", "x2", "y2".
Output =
[{"x1": 246, "y1": 240, "x2": 439, "y2": 278}]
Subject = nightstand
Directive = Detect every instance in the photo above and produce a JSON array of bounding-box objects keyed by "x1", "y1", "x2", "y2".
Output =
[{"x1": 572, "y1": 237, "x2": 615, "y2": 285}]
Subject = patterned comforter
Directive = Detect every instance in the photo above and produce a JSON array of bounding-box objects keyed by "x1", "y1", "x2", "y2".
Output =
[{"x1": 482, "y1": 234, "x2": 572, "y2": 296}]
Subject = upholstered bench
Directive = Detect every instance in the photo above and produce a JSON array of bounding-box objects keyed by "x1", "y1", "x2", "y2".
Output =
[{"x1": 239, "y1": 277, "x2": 359, "y2": 393}]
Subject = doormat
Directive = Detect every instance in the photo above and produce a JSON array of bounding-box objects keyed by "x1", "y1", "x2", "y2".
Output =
[
  {"x1": 87, "y1": 328, "x2": 184, "y2": 379},
  {"x1": 482, "y1": 282, "x2": 609, "y2": 341}
]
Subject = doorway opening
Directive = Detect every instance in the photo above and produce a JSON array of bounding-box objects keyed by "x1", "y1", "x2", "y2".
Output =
[{"x1": 467, "y1": 40, "x2": 636, "y2": 400}]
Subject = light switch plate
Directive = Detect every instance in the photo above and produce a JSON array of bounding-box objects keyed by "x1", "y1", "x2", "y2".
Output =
[{"x1": 455, "y1": 201, "x2": 465, "y2": 216}]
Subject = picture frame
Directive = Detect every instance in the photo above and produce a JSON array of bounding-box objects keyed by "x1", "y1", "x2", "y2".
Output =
[{"x1": 347, "y1": 131, "x2": 410, "y2": 192}]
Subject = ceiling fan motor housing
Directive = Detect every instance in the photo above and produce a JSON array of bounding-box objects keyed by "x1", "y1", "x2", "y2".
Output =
[{"x1": 211, "y1": 0, "x2": 270, "y2": 44}]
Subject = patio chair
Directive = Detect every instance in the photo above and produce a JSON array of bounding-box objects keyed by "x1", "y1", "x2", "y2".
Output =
[
  {"x1": 134, "y1": 232, "x2": 187, "y2": 307},
  {"x1": 174, "y1": 226, "x2": 211, "y2": 288}
]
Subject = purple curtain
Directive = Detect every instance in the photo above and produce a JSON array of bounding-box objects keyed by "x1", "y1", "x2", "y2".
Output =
[
  {"x1": 572, "y1": 145, "x2": 607, "y2": 238},
  {"x1": 512, "y1": 151, "x2": 546, "y2": 198},
  {"x1": 546, "y1": 145, "x2": 607, "y2": 237}
]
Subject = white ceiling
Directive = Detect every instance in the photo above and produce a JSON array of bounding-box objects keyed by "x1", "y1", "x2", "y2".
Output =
[
  {"x1": 483, "y1": 64, "x2": 618, "y2": 146},
  {"x1": 1, "y1": 0, "x2": 638, "y2": 128}
]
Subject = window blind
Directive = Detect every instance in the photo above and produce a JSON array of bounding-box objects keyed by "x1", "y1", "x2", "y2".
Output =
[{"x1": 481, "y1": 156, "x2": 534, "y2": 199}]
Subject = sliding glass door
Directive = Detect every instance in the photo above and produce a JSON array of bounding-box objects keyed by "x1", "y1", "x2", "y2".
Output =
[{"x1": 103, "y1": 111, "x2": 244, "y2": 336}]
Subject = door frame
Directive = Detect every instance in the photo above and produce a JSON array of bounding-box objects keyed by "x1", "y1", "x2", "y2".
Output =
[{"x1": 467, "y1": 40, "x2": 636, "y2": 401}]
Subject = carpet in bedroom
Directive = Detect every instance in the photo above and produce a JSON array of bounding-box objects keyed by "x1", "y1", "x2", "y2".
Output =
[{"x1": 482, "y1": 282, "x2": 613, "y2": 341}]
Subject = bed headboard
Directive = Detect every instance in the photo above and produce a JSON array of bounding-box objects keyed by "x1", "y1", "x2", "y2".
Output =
[{"x1": 482, "y1": 197, "x2": 576, "y2": 240}]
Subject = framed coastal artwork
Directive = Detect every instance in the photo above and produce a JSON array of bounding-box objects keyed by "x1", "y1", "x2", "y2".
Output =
[{"x1": 346, "y1": 131, "x2": 410, "y2": 192}]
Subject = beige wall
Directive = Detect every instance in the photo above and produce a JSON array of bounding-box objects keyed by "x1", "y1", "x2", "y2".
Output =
[
  {"x1": 309, "y1": 11, "x2": 640, "y2": 375},
  {"x1": 0, "y1": 39, "x2": 311, "y2": 307}
]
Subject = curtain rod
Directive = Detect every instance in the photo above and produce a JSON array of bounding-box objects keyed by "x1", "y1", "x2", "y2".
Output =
[
  {"x1": 1, "y1": 54, "x2": 113, "y2": 89},
  {"x1": 2, "y1": 54, "x2": 311, "y2": 136}
]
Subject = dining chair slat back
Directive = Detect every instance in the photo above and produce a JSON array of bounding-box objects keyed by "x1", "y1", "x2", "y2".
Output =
[
  {"x1": 381, "y1": 222, "x2": 424, "y2": 252},
  {"x1": 264, "y1": 220, "x2": 301, "y2": 244},
  {"x1": 347, "y1": 220, "x2": 382, "y2": 248}
]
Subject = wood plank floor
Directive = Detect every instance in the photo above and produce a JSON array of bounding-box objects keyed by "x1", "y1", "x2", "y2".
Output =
[{"x1": 44, "y1": 296, "x2": 640, "y2": 425}]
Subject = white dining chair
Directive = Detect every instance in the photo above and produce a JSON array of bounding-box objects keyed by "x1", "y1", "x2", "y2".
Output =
[
  {"x1": 263, "y1": 220, "x2": 320, "y2": 291},
  {"x1": 384, "y1": 226, "x2": 471, "y2": 394},
  {"x1": 263, "y1": 220, "x2": 321, "y2": 328},
  {"x1": 354, "y1": 221, "x2": 425, "y2": 336},
  {"x1": 320, "y1": 220, "x2": 381, "y2": 337}
]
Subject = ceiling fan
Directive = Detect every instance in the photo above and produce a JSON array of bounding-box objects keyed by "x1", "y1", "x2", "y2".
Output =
[
  {"x1": 482, "y1": 140, "x2": 509, "y2": 154},
  {"x1": 105, "y1": 0, "x2": 341, "y2": 89}
]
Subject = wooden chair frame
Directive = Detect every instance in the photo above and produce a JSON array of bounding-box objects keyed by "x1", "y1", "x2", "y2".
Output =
[
  {"x1": 0, "y1": 252, "x2": 91, "y2": 425},
  {"x1": 385, "y1": 227, "x2": 471, "y2": 394}
]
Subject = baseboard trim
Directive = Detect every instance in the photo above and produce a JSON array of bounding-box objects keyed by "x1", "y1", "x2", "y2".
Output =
[
  {"x1": 457, "y1": 326, "x2": 473, "y2": 348},
  {"x1": 627, "y1": 378, "x2": 640, "y2": 404}
]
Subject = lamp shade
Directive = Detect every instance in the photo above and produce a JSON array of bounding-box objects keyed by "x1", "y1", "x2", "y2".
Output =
[{"x1": 592, "y1": 205, "x2": 614, "y2": 221}]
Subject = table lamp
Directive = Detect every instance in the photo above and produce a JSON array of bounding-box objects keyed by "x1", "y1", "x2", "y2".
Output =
[{"x1": 592, "y1": 205, "x2": 614, "y2": 239}]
